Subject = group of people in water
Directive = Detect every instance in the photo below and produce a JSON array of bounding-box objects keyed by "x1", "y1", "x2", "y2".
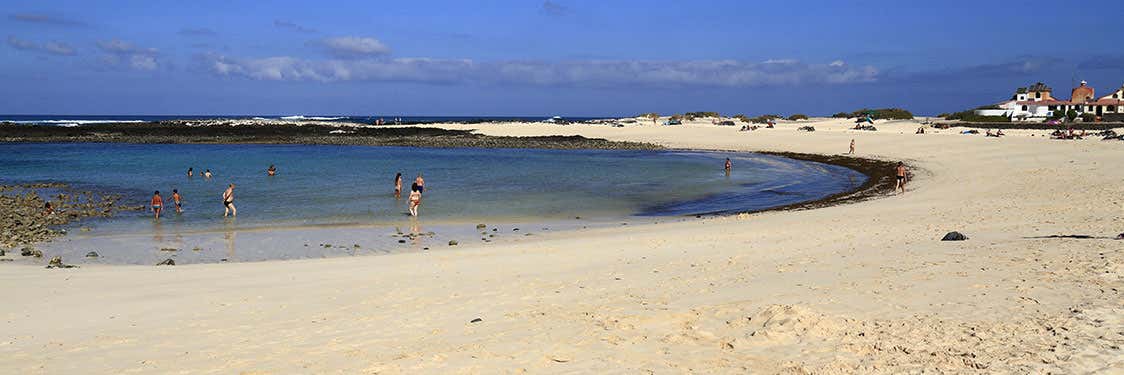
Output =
[{"x1": 150, "y1": 165, "x2": 426, "y2": 220}]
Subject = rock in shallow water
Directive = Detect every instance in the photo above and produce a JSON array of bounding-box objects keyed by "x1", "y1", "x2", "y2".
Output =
[
  {"x1": 85, "y1": 251, "x2": 99, "y2": 258},
  {"x1": 156, "y1": 258, "x2": 175, "y2": 266},
  {"x1": 448, "y1": 240, "x2": 458, "y2": 246}
]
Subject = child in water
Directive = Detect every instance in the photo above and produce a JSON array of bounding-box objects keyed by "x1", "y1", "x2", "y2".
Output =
[{"x1": 408, "y1": 183, "x2": 422, "y2": 217}]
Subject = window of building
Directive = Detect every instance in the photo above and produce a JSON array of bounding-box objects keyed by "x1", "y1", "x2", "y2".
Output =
[
  {"x1": 1021, "y1": 105, "x2": 1028, "y2": 111},
  {"x1": 1048, "y1": 106, "x2": 1055, "y2": 111},
  {"x1": 1035, "y1": 92, "x2": 1041, "y2": 98}
]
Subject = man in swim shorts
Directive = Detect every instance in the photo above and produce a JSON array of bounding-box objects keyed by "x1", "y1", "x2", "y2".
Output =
[
  {"x1": 223, "y1": 183, "x2": 236, "y2": 217},
  {"x1": 895, "y1": 162, "x2": 907, "y2": 194},
  {"x1": 151, "y1": 191, "x2": 163, "y2": 220},
  {"x1": 414, "y1": 173, "x2": 425, "y2": 193},
  {"x1": 724, "y1": 158, "x2": 732, "y2": 176}
]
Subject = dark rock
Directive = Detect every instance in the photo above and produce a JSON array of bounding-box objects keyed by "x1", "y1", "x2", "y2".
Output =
[
  {"x1": 513, "y1": 228, "x2": 519, "y2": 231},
  {"x1": 85, "y1": 251, "x2": 99, "y2": 258},
  {"x1": 156, "y1": 258, "x2": 175, "y2": 266},
  {"x1": 492, "y1": 228, "x2": 497, "y2": 232},
  {"x1": 398, "y1": 239, "x2": 406, "y2": 243},
  {"x1": 46, "y1": 256, "x2": 76, "y2": 269},
  {"x1": 0, "y1": 249, "x2": 4, "y2": 256},
  {"x1": 476, "y1": 224, "x2": 486, "y2": 230},
  {"x1": 470, "y1": 317, "x2": 483, "y2": 323},
  {"x1": 448, "y1": 240, "x2": 458, "y2": 246},
  {"x1": 160, "y1": 247, "x2": 179, "y2": 252},
  {"x1": 941, "y1": 231, "x2": 968, "y2": 241}
]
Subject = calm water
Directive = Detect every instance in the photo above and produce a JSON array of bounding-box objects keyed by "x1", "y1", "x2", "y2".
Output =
[
  {"x1": 0, "y1": 114, "x2": 609, "y2": 126},
  {"x1": 1, "y1": 143, "x2": 865, "y2": 263}
]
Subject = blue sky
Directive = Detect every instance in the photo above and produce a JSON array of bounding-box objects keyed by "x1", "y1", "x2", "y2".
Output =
[{"x1": 2, "y1": 0, "x2": 1123, "y2": 116}]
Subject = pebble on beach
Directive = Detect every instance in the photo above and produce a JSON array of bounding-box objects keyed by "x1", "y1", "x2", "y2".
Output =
[{"x1": 448, "y1": 240, "x2": 458, "y2": 246}]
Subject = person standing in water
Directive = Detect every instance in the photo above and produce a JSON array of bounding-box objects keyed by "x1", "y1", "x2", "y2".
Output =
[
  {"x1": 414, "y1": 173, "x2": 425, "y2": 193},
  {"x1": 849, "y1": 139, "x2": 855, "y2": 154},
  {"x1": 724, "y1": 158, "x2": 732, "y2": 176},
  {"x1": 151, "y1": 191, "x2": 164, "y2": 220},
  {"x1": 172, "y1": 189, "x2": 183, "y2": 213},
  {"x1": 394, "y1": 172, "x2": 403, "y2": 199},
  {"x1": 223, "y1": 183, "x2": 237, "y2": 217},
  {"x1": 895, "y1": 162, "x2": 907, "y2": 194},
  {"x1": 187, "y1": 167, "x2": 193, "y2": 177},
  {"x1": 267, "y1": 164, "x2": 276, "y2": 176},
  {"x1": 408, "y1": 182, "x2": 422, "y2": 217},
  {"x1": 204, "y1": 169, "x2": 213, "y2": 179}
]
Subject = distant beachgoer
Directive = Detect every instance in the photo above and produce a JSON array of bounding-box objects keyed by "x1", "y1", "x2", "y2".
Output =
[
  {"x1": 152, "y1": 191, "x2": 163, "y2": 219},
  {"x1": 414, "y1": 174, "x2": 425, "y2": 193},
  {"x1": 394, "y1": 172, "x2": 403, "y2": 199},
  {"x1": 204, "y1": 169, "x2": 213, "y2": 179},
  {"x1": 895, "y1": 162, "x2": 907, "y2": 194},
  {"x1": 849, "y1": 139, "x2": 855, "y2": 154},
  {"x1": 408, "y1": 183, "x2": 422, "y2": 217},
  {"x1": 187, "y1": 167, "x2": 194, "y2": 177},
  {"x1": 43, "y1": 202, "x2": 53, "y2": 216},
  {"x1": 172, "y1": 189, "x2": 183, "y2": 213},
  {"x1": 267, "y1": 164, "x2": 276, "y2": 176},
  {"x1": 724, "y1": 158, "x2": 732, "y2": 176},
  {"x1": 223, "y1": 184, "x2": 236, "y2": 217}
]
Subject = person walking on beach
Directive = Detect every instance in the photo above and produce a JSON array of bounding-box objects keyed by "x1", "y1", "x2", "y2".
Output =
[
  {"x1": 394, "y1": 172, "x2": 403, "y2": 199},
  {"x1": 187, "y1": 167, "x2": 193, "y2": 177},
  {"x1": 151, "y1": 191, "x2": 164, "y2": 220},
  {"x1": 724, "y1": 158, "x2": 732, "y2": 176},
  {"x1": 172, "y1": 189, "x2": 183, "y2": 213},
  {"x1": 267, "y1": 164, "x2": 276, "y2": 176},
  {"x1": 223, "y1": 184, "x2": 237, "y2": 217},
  {"x1": 408, "y1": 183, "x2": 422, "y2": 217},
  {"x1": 895, "y1": 162, "x2": 907, "y2": 194},
  {"x1": 849, "y1": 139, "x2": 855, "y2": 154},
  {"x1": 414, "y1": 173, "x2": 425, "y2": 193}
]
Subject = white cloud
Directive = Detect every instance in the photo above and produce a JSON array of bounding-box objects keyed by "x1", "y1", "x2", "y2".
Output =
[
  {"x1": 197, "y1": 53, "x2": 878, "y2": 87},
  {"x1": 7, "y1": 35, "x2": 76, "y2": 56},
  {"x1": 96, "y1": 39, "x2": 160, "y2": 70},
  {"x1": 315, "y1": 36, "x2": 391, "y2": 58}
]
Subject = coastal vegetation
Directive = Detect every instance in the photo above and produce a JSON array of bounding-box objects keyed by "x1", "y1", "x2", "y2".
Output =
[
  {"x1": 0, "y1": 122, "x2": 662, "y2": 150},
  {"x1": 845, "y1": 108, "x2": 914, "y2": 120},
  {"x1": 940, "y1": 110, "x2": 1010, "y2": 123},
  {"x1": 787, "y1": 114, "x2": 809, "y2": 121}
]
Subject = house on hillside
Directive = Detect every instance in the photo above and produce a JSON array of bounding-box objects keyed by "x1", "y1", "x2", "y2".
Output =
[{"x1": 974, "y1": 81, "x2": 1124, "y2": 121}]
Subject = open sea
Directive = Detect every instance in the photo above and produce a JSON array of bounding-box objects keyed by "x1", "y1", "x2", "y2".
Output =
[{"x1": 0, "y1": 114, "x2": 606, "y2": 126}]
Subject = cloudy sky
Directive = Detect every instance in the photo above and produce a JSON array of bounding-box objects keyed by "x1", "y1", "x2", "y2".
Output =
[{"x1": 3, "y1": 0, "x2": 1123, "y2": 116}]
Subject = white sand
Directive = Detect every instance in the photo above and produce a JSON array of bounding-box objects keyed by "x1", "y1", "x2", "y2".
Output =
[{"x1": 2, "y1": 118, "x2": 1122, "y2": 373}]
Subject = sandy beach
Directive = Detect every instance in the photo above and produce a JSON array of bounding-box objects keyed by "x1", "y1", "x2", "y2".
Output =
[{"x1": 2, "y1": 118, "x2": 1122, "y2": 373}]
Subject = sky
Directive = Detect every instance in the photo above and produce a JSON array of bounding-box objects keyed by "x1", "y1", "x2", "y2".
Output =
[{"x1": 2, "y1": 0, "x2": 1123, "y2": 117}]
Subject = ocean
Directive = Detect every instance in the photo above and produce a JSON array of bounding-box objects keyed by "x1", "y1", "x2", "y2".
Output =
[
  {"x1": 0, "y1": 114, "x2": 609, "y2": 126},
  {"x1": 0, "y1": 143, "x2": 865, "y2": 263}
]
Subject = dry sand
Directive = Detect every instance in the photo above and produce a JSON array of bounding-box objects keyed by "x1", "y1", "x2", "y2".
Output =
[{"x1": 1, "y1": 118, "x2": 1122, "y2": 373}]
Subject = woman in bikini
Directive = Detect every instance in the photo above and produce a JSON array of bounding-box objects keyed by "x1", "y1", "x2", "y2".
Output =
[
  {"x1": 394, "y1": 172, "x2": 403, "y2": 199},
  {"x1": 151, "y1": 191, "x2": 163, "y2": 220},
  {"x1": 408, "y1": 183, "x2": 422, "y2": 217}
]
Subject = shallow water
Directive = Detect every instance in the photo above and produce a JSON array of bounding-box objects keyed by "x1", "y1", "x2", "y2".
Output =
[{"x1": 1, "y1": 143, "x2": 865, "y2": 263}]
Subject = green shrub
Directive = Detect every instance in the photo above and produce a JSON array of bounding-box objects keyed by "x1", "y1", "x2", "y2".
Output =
[
  {"x1": 749, "y1": 114, "x2": 781, "y2": 124},
  {"x1": 848, "y1": 108, "x2": 914, "y2": 120},
  {"x1": 831, "y1": 112, "x2": 850, "y2": 118},
  {"x1": 787, "y1": 114, "x2": 809, "y2": 121},
  {"x1": 733, "y1": 114, "x2": 750, "y2": 123},
  {"x1": 638, "y1": 112, "x2": 659, "y2": 119},
  {"x1": 1079, "y1": 113, "x2": 1096, "y2": 122},
  {"x1": 943, "y1": 110, "x2": 1009, "y2": 122}
]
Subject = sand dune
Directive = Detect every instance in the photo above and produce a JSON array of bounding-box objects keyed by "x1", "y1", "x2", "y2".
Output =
[{"x1": 1, "y1": 118, "x2": 1121, "y2": 373}]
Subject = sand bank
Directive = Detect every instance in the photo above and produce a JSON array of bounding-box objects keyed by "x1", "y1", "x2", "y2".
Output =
[{"x1": 1, "y1": 117, "x2": 1121, "y2": 373}]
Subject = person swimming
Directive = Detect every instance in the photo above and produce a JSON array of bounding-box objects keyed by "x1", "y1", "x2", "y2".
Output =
[
  {"x1": 172, "y1": 189, "x2": 183, "y2": 213},
  {"x1": 223, "y1": 183, "x2": 236, "y2": 217},
  {"x1": 394, "y1": 172, "x2": 403, "y2": 199},
  {"x1": 267, "y1": 164, "x2": 276, "y2": 176},
  {"x1": 408, "y1": 182, "x2": 422, "y2": 217},
  {"x1": 187, "y1": 167, "x2": 193, "y2": 177},
  {"x1": 204, "y1": 169, "x2": 213, "y2": 179},
  {"x1": 151, "y1": 191, "x2": 163, "y2": 220}
]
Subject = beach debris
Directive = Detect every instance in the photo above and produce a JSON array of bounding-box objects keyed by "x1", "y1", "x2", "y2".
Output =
[
  {"x1": 469, "y1": 317, "x2": 483, "y2": 323},
  {"x1": 798, "y1": 125, "x2": 816, "y2": 132},
  {"x1": 46, "y1": 256, "x2": 77, "y2": 269},
  {"x1": 21, "y1": 247, "x2": 42, "y2": 257},
  {"x1": 941, "y1": 231, "x2": 969, "y2": 241},
  {"x1": 156, "y1": 258, "x2": 175, "y2": 266},
  {"x1": 159, "y1": 247, "x2": 179, "y2": 252},
  {"x1": 85, "y1": 251, "x2": 99, "y2": 258},
  {"x1": 448, "y1": 240, "x2": 458, "y2": 246},
  {"x1": 397, "y1": 240, "x2": 406, "y2": 244},
  {"x1": 476, "y1": 224, "x2": 486, "y2": 230}
]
